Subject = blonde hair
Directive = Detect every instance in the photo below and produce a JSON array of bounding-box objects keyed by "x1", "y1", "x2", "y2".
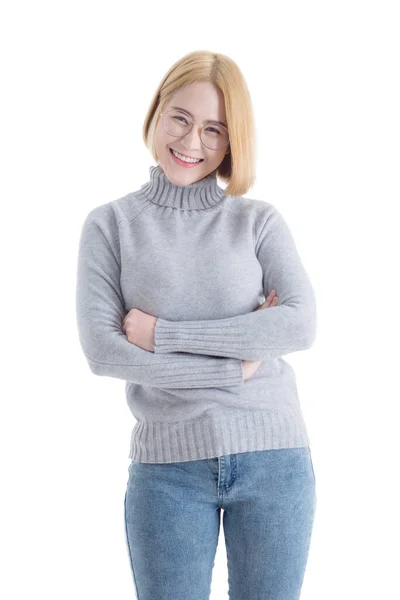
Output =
[{"x1": 142, "y1": 50, "x2": 257, "y2": 197}]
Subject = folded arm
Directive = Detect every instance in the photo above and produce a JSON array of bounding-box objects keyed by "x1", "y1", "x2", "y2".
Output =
[
  {"x1": 75, "y1": 205, "x2": 244, "y2": 389},
  {"x1": 154, "y1": 205, "x2": 317, "y2": 361}
]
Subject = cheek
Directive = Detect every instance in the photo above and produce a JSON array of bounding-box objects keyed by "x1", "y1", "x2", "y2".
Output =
[
  {"x1": 154, "y1": 125, "x2": 169, "y2": 149},
  {"x1": 207, "y1": 151, "x2": 226, "y2": 167}
]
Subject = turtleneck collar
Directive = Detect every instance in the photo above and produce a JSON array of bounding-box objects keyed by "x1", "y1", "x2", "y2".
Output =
[{"x1": 138, "y1": 164, "x2": 226, "y2": 210}]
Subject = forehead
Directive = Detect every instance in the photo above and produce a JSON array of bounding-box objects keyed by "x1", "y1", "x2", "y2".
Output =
[
  {"x1": 165, "y1": 82, "x2": 227, "y2": 124},
  {"x1": 168, "y1": 106, "x2": 227, "y2": 128}
]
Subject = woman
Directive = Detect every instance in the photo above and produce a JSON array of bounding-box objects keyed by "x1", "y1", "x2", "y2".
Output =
[{"x1": 76, "y1": 50, "x2": 317, "y2": 600}]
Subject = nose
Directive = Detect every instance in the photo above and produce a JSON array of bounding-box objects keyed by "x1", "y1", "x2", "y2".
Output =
[{"x1": 182, "y1": 125, "x2": 203, "y2": 151}]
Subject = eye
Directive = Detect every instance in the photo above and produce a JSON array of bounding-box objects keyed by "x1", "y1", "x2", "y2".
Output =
[
  {"x1": 205, "y1": 126, "x2": 221, "y2": 135},
  {"x1": 173, "y1": 115, "x2": 189, "y2": 125}
]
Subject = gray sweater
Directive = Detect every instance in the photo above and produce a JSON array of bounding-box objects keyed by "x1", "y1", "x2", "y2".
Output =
[{"x1": 76, "y1": 164, "x2": 317, "y2": 463}]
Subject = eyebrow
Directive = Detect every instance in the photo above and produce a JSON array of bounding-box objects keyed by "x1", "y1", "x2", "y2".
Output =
[{"x1": 170, "y1": 106, "x2": 227, "y2": 128}]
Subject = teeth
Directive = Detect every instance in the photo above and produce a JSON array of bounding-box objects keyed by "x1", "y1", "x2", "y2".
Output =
[{"x1": 172, "y1": 149, "x2": 201, "y2": 163}]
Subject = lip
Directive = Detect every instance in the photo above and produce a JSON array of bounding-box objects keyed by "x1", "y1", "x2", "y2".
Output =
[{"x1": 170, "y1": 148, "x2": 203, "y2": 161}]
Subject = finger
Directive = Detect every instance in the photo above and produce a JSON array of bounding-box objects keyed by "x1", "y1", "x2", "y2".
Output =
[
  {"x1": 260, "y1": 297, "x2": 271, "y2": 309},
  {"x1": 263, "y1": 291, "x2": 275, "y2": 307},
  {"x1": 264, "y1": 293, "x2": 279, "y2": 308},
  {"x1": 266, "y1": 290, "x2": 276, "y2": 302}
]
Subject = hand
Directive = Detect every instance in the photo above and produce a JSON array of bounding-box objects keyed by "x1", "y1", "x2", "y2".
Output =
[
  {"x1": 242, "y1": 289, "x2": 278, "y2": 381},
  {"x1": 121, "y1": 308, "x2": 157, "y2": 352}
]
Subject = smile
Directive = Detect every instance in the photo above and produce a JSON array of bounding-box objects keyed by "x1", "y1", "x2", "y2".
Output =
[{"x1": 170, "y1": 148, "x2": 204, "y2": 163}]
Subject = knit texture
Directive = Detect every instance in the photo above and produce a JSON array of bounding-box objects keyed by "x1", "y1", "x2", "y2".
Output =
[{"x1": 76, "y1": 164, "x2": 317, "y2": 463}]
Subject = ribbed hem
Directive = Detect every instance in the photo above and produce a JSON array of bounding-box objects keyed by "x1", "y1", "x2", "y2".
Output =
[{"x1": 128, "y1": 407, "x2": 310, "y2": 463}]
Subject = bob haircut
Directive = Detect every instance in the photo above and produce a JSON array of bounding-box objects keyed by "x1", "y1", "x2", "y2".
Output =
[{"x1": 142, "y1": 50, "x2": 257, "y2": 197}]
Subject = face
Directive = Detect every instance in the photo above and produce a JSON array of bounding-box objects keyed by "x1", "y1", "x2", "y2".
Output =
[{"x1": 154, "y1": 81, "x2": 230, "y2": 186}]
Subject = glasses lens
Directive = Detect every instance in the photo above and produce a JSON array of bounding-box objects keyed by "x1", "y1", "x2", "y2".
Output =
[
  {"x1": 162, "y1": 109, "x2": 229, "y2": 150},
  {"x1": 163, "y1": 109, "x2": 191, "y2": 137},
  {"x1": 201, "y1": 122, "x2": 229, "y2": 150}
]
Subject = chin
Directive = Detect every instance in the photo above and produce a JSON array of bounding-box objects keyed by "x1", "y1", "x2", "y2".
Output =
[{"x1": 161, "y1": 155, "x2": 206, "y2": 183}]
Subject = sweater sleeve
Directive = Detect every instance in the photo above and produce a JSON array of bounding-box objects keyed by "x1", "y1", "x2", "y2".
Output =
[
  {"x1": 75, "y1": 207, "x2": 244, "y2": 389},
  {"x1": 154, "y1": 206, "x2": 317, "y2": 361}
]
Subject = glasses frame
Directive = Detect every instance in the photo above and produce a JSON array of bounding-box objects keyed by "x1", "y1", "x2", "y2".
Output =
[{"x1": 160, "y1": 109, "x2": 230, "y2": 151}]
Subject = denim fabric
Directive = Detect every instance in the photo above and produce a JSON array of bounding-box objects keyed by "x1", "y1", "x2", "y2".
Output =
[{"x1": 124, "y1": 446, "x2": 317, "y2": 600}]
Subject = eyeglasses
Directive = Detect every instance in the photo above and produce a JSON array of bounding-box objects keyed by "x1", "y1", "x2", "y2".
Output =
[{"x1": 160, "y1": 109, "x2": 230, "y2": 151}]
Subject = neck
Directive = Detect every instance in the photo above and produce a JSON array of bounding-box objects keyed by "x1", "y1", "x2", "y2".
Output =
[{"x1": 139, "y1": 164, "x2": 226, "y2": 210}]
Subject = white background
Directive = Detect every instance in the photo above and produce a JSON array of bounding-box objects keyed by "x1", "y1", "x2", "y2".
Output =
[{"x1": 1, "y1": 1, "x2": 399, "y2": 598}]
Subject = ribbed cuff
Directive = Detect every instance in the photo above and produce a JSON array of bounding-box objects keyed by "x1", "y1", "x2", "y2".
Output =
[
  {"x1": 154, "y1": 317, "x2": 245, "y2": 358},
  {"x1": 150, "y1": 357, "x2": 243, "y2": 388}
]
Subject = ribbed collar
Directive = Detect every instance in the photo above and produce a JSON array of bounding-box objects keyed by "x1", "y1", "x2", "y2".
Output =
[{"x1": 139, "y1": 164, "x2": 226, "y2": 210}]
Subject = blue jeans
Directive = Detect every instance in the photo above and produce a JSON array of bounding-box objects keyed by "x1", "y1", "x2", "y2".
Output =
[{"x1": 124, "y1": 446, "x2": 317, "y2": 600}]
